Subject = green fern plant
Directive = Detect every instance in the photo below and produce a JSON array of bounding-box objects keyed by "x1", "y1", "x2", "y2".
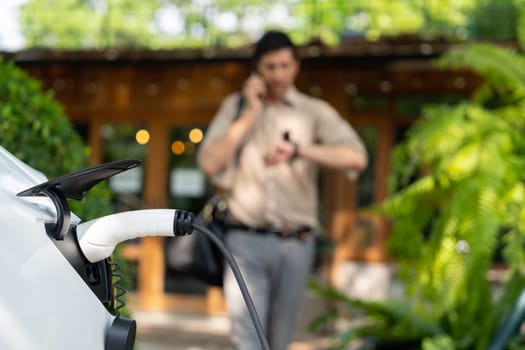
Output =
[{"x1": 309, "y1": 13, "x2": 525, "y2": 350}]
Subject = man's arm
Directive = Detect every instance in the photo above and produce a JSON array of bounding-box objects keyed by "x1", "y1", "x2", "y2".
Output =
[
  {"x1": 264, "y1": 140, "x2": 367, "y2": 171},
  {"x1": 200, "y1": 73, "x2": 266, "y2": 176},
  {"x1": 199, "y1": 106, "x2": 259, "y2": 176},
  {"x1": 297, "y1": 143, "x2": 367, "y2": 170}
]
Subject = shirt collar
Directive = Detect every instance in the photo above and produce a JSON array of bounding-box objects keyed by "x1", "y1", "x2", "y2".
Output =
[{"x1": 283, "y1": 86, "x2": 302, "y2": 107}]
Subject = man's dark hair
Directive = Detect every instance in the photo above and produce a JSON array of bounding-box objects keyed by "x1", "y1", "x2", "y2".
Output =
[{"x1": 253, "y1": 30, "x2": 299, "y2": 64}]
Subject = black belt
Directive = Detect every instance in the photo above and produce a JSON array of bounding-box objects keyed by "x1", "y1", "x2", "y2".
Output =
[{"x1": 226, "y1": 223, "x2": 312, "y2": 241}]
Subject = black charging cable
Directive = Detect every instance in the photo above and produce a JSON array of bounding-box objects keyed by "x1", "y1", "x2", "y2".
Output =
[
  {"x1": 172, "y1": 210, "x2": 270, "y2": 350},
  {"x1": 191, "y1": 222, "x2": 270, "y2": 350}
]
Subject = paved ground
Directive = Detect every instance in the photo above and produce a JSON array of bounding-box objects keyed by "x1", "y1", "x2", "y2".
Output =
[
  {"x1": 132, "y1": 295, "x2": 332, "y2": 350},
  {"x1": 134, "y1": 311, "x2": 231, "y2": 350}
]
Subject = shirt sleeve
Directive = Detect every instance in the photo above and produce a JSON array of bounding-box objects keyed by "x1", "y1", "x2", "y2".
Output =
[
  {"x1": 311, "y1": 99, "x2": 368, "y2": 180},
  {"x1": 197, "y1": 92, "x2": 241, "y2": 189}
]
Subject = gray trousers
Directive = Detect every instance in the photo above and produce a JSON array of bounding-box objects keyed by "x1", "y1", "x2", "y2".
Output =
[{"x1": 223, "y1": 229, "x2": 315, "y2": 350}]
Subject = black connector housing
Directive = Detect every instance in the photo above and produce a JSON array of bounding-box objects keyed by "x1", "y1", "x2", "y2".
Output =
[{"x1": 173, "y1": 210, "x2": 195, "y2": 236}]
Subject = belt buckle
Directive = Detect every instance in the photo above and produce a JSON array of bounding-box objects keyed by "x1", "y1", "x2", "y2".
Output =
[
  {"x1": 297, "y1": 231, "x2": 308, "y2": 241},
  {"x1": 269, "y1": 226, "x2": 285, "y2": 238}
]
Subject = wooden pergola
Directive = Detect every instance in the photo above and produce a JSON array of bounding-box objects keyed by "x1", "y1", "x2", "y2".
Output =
[{"x1": 5, "y1": 36, "x2": 479, "y2": 314}]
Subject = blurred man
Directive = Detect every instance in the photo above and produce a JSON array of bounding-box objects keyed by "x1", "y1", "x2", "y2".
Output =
[{"x1": 198, "y1": 30, "x2": 367, "y2": 350}]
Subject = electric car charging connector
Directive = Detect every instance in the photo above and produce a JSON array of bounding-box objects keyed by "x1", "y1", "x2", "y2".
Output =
[
  {"x1": 77, "y1": 208, "x2": 270, "y2": 350},
  {"x1": 15, "y1": 157, "x2": 269, "y2": 350}
]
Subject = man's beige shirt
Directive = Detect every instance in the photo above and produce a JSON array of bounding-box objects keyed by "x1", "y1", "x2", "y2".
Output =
[{"x1": 198, "y1": 87, "x2": 367, "y2": 228}]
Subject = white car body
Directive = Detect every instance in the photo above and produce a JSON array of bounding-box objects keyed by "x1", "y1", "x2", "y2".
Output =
[{"x1": 0, "y1": 146, "x2": 115, "y2": 349}]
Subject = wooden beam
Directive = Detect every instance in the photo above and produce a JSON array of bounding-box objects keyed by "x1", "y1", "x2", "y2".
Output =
[{"x1": 64, "y1": 106, "x2": 218, "y2": 125}]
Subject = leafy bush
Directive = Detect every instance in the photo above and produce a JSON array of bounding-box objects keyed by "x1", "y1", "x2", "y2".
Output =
[
  {"x1": 0, "y1": 57, "x2": 134, "y2": 316},
  {"x1": 0, "y1": 57, "x2": 111, "y2": 219}
]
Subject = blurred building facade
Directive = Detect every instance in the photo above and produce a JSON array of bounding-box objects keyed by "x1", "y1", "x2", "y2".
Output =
[{"x1": 4, "y1": 36, "x2": 480, "y2": 313}]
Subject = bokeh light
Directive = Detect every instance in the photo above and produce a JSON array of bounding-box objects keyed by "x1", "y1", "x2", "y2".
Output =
[
  {"x1": 188, "y1": 128, "x2": 203, "y2": 143},
  {"x1": 135, "y1": 129, "x2": 150, "y2": 144},
  {"x1": 171, "y1": 140, "x2": 185, "y2": 155}
]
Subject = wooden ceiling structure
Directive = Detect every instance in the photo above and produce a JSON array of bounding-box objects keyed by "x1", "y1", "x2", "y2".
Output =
[{"x1": 6, "y1": 36, "x2": 477, "y2": 128}]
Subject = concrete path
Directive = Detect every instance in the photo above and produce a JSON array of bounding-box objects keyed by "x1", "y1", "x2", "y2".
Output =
[{"x1": 132, "y1": 295, "x2": 332, "y2": 350}]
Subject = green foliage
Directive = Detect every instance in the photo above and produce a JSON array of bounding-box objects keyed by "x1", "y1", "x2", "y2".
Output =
[
  {"x1": 467, "y1": 0, "x2": 521, "y2": 41},
  {"x1": 0, "y1": 57, "x2": 134, "y2": 315},
  {"x1": 308, "y1": 279, "x2": 441, "y2": 349},
  {"x1": 14, "y1": 0, "x2": 522, "y2": 51},
  {"x1": 0, "y1": 58, "x2": 111, "y2": 220},
  {"x1": 309, "y1": 18, "x2": 525, "y2": 350},
  {"x1": 19, "y1": 0, "x2": 158, "y2": 49},
  {"x1": 422, "y1": 335, "x2": 455, "y2": 350},
  {"x1": 438, "y1": 44, "x2": 525, "y2": 104},
  {"x1": 383, "y1": 102, "x2": 521, "y2": 349}
]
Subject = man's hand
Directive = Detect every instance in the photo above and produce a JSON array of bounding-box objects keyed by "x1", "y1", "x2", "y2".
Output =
[
  {"x1": 264, "y1": 140, "x2": 298, "y2": 166},
  {"x1": 243, "y1": 73, "x2": 266, "y2": 113}
]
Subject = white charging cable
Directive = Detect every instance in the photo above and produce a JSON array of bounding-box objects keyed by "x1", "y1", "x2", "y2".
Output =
[{"x1": 76, "y1": 209, "x2": 192, "y2": 263}]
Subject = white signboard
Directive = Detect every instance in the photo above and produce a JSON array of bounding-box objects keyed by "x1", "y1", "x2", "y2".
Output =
[
  {"x1": 109, "y1": 166, "x2": 143, "y2": 193},
  {"x1": 170, "y1": 168, "x2": 205, "y2": 197}
]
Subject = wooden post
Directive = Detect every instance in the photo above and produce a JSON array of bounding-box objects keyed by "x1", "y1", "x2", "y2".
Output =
[
  {"x1": 206, "y1": 287, "x2": 226, "y2": 316},
  {"x1": 138, "y1": 120, "x2": 169, "y2": 310}
]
